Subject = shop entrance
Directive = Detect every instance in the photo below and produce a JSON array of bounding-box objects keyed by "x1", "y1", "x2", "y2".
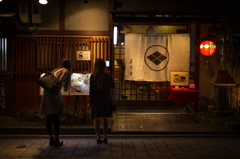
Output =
[{"x1": 113, "y1": 24, "x2": 194, "y2": 107}]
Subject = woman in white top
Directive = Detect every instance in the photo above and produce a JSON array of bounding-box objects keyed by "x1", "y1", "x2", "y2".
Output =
[{"x1": 39, "y1": 58, "x2": 71, "y2": 147}]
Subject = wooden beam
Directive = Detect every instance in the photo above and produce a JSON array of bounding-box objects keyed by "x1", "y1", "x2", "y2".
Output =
[{"x1": 31, "y1": 30, "x2": 109, "y2": 36}]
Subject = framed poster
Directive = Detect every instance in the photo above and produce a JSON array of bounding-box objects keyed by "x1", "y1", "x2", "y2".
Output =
[
  {"x1": 170, "y1": 71, "x2": 189, "y2": 86},
  {"x1": 70, "y1": 73, "x2": 91, "y2": 95},
  {"x1": 76, "y1": 50, "x2": 91, "y2": 61},
  {"x1": 39, "y1": 73, "x2": 69, "y2": 96}
]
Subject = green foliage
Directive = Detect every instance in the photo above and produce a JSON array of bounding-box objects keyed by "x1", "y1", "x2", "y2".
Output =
[
  {"x1": 208, "y1": 15, "x2": 240, "y2": 70},
  {"x1": 196, "y1": 111, "x2": 240, "y2": 122}
]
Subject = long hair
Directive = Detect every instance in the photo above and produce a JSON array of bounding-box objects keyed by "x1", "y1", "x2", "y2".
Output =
[
  {"x1": 93, "y1": 58, "x2": 107, "y2": 89},
  {"x1": 59, "y1": 58, "x2": 72, "y2": 92}
]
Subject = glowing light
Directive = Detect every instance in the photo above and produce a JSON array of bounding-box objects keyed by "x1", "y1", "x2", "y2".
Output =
[
  {"x1": 200, "y1": 40, "x2": 216, "y2": 57},
  {"x1": 113, "y1": 26, "x2": 118, "y2": 45},
  {"x1": 39, "y1": 0, "x2": 48, "y2": 5}
]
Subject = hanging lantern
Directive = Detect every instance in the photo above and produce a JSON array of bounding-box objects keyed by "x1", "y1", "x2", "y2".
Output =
[
  {"x1": 200, "y1": 40, "x2": 216, "y2": 57},
  {"x1": 200, "y1": 40, "x2": 216, "y2": 68}
]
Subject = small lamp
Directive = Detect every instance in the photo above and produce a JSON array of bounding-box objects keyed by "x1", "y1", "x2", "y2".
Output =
[{"x1": 209, "y1": 69, "x2": 236, "y2": 111}]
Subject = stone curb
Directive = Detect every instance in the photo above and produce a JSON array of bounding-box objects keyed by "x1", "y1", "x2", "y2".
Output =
[{"x1": 194, "y1": 115, "x2": 240, "y2": 130}]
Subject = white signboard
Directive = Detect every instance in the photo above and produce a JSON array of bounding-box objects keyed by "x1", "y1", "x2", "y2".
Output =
[{"x1": 76, "y1": 50, "x2": 91, "y2": 61}]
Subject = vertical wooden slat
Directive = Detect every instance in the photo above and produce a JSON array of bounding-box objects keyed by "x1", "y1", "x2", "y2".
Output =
[
  {"x1": 77, "y1": 37, "x2": 80, "y2": 72},
  {"x1": 19, "y1": 36, "x2": 22, "y2": 75},
  {"x1": 63, "y1": 37, "x2": 66, "y2": 59},
  {"x1": 81, "y1": 37, "x2": 83, "y2": 50},
  {"x1": 84, "y1": 38, "x2": 87, "y2": 72},
  {"x1": 36, "y1": 37, "x2": 39, "y2": 75},
  {"x1": 33, "y1": 37, "x2": 36, "y2": 75},
  {"x1": 23, "y1": 36, "x2": 26, "y2": 75},
  {"x1": 88, "y1": 37, "x2": 90, "y2": 73},
  {"x1": 29, "y1": 37, "x2": 33, "y2": 75},
  {"x1": 28, "y1": 36, "x2": 31, "y2": 74},
  {"x1": 70, "y1": 37, "x2": 72, "y2": 70},
  {"x1": 80, "y1": 38, "x2": 83, "y2": 72},
  {"x1": 12, "y1": 36, "x2": 15, "y2": 75},
  {"x1": 39, "y1": 37, "x2": 42, "y2": 73},
  {"x1": 50, "y1": 37, "x2": 53, "y2": 71},
  {"x1": 57, "y1": 37, "x2": 59, "y2": 67},
  {"x1": 60, "y1": 37, "x2": 63, "y2": 61},
  {"x1": 47, "y1": 37, "x2": 49, "y2": 71},
  {"x1": 68, "y1": 37, "x2": 71, "y2": 60},
  {"x1": 94, "y1": 37, "x2": 97, "y2": 60},
  {"x1": 43, "y1": 37, "x2": 46, "y2": 73},
  {"x1": 26, "y1": 36, "x2": 29, "y2": 75},
  {"x1": 105, "y1": 38, "x2": 107, "y2": 60},
  {"x1": 91, "y1": 38, "x2": 93, "y2": 72},
  {"x1": 108, "y1": 38, "x2": 110, "y2": 60},
  {"x1": 98, "y1": 38, "x2": 100, "y2": 58},
  {"x1": 25, "y1": 36, "x2": 27, "y2": 75},
  {"x1": 81, "y1": 61, "x2": 83, "y2": 73},
  {"x1": 101, "y1": 38, "x2": 104, "y2": 59},
  {"x1": 73, "y1": 37, "x2": 76, "y2": 72},
  {"x1": 45, "y1": 37, "x2": 50, "y2": 72},
  {"x1": 53, "y1": 37, "x2": 56, "y2": 68},
  {"x1": 17, "y1": 36, "x2": 20, "y2": 75}
]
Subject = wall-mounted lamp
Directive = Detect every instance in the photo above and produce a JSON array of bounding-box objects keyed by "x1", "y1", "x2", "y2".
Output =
[
  {"x1": 39, "y1": 0, "x2": 48, "y2": 5},
  {"x1": 113, "y1": 26, "x2": 118, "y2": 45},
  {"x1": 83, "y1": 0, "x2": 90, "y2": 4},
  {"x1": 0, "y1": 0, "x2": 3, "y2": 2}
]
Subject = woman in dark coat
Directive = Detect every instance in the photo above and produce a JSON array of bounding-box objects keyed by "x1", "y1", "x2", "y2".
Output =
[{"x1": 87, "y1": 58, "x2": 115, "y2": 144}]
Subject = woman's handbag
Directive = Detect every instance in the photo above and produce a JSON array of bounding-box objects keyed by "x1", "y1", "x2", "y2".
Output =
[{"x1": 37, "y1": 72, "x2": 59, "y2": 93}]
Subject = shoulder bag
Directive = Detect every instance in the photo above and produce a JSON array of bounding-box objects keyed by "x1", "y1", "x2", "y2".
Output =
[{"x1": 38, "y1": 69, "x2": 65, "y2": 93}]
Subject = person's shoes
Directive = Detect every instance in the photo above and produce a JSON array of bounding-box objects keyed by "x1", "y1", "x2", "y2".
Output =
[
  {"x1": 55, "y1": 138, "x2": 63, "y2": 148},
  {"x1": 49, "y1": 137, "x2": 54, "y2": 147},
  {"x1": 97, "y1": 140, "x2": 102, "y2": 144}
]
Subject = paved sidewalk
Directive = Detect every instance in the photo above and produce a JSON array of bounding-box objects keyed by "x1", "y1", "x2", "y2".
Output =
[
  {"x1": 1, "y1": 107, "x2": 239, "y2": 135},
  {"x1": 0, "y1": 136, "x2": 240, "y2": 158}
]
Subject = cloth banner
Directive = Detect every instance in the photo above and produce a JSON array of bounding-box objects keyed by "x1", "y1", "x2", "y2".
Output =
[{"x1": 125, "y1": 34, "x2": 190, "y2": 81}]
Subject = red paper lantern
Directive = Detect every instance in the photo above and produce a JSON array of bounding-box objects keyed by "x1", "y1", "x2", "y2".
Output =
[{"x1": 199, "y1": 40, "x2": 216, "y2": 57}]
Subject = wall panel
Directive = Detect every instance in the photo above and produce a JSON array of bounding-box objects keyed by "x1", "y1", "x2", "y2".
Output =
[{"x1": 12, "y1": 36, "x2": 110, "y2": 110}]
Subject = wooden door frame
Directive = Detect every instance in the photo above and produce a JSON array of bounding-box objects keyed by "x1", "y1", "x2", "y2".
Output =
[
  {"x1": 0, "y1": 36, "x2": 12, "y2": 115},
  {"x1": 109, "y1": 14, "x2": 201, "y2": 107}
]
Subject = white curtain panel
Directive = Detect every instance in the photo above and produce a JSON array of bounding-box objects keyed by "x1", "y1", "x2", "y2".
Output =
[{"x1": 125, "y1": 33, "x2": 190, "y2": 81}]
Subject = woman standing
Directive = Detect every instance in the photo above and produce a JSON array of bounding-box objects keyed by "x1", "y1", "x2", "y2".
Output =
[
  {"x1": 39, "y1": 58, "x2": 71, "y2": 147},
  {"x1": 87, "y1": 58, "x2": 115, "y2": 144}
]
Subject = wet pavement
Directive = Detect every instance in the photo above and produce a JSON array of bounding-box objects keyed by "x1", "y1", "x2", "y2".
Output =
[
  {"x1": 0, "y1": 107, "x2": 240, "y2": 158},
  {"x1": 0, "y1": 107, "x2": 239, "y2": 135},
  {"x1": 0, "y1": 136, "x2": 240, "y2": 158}
]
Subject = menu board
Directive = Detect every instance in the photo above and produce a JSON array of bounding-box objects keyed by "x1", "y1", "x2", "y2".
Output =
[
  {"x1": 70, "y1": 73, "x2": 91, "y2": 95},
  {"x1": 39, "y1": 73, "x2": 91, "y2": 96}
]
